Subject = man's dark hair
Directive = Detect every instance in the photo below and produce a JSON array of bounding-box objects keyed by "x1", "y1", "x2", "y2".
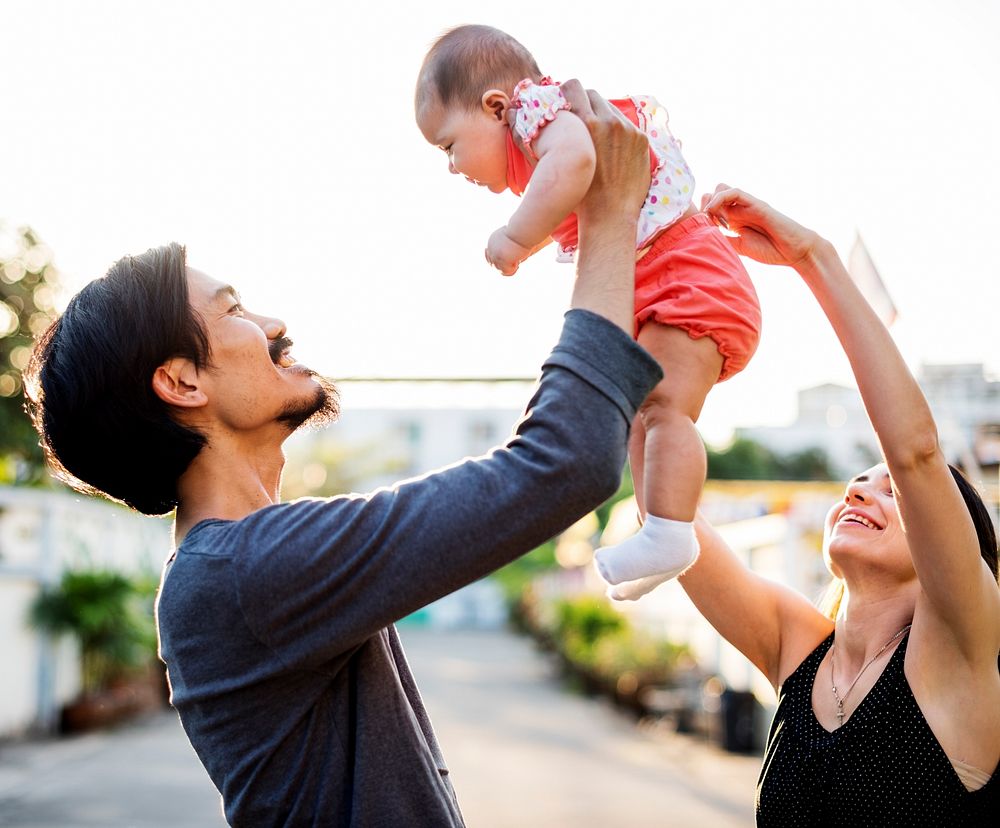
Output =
[{"x1": 23, "y1": 243, "x2": 210, "y2": 516}]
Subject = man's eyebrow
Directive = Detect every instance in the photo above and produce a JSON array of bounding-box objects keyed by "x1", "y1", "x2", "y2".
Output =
[{"x1": 212, "y1": 285, "x2": 241, "y2": 305}]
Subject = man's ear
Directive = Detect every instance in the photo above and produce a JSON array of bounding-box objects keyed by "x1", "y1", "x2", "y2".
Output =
[
  {"x1": 152, "y1": 358, "x2": 208, "y2": 409},
  {"x1": 481, "y1": 89, "x2": 511, "y2": 123}
]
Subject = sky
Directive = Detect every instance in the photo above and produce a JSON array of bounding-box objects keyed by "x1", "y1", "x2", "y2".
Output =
[{"x1": 4, "y1": 0, "x2": 998, "y2": 444}]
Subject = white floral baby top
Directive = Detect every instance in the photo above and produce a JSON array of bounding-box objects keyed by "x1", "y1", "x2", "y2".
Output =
[{"x1": 510, "y1": 78, "x2": 696, "y2": 257}]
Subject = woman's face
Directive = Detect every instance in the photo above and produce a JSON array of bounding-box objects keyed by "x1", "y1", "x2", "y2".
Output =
[{"x1": 823, "y1": 463, "x2": 914, "y2": 581}]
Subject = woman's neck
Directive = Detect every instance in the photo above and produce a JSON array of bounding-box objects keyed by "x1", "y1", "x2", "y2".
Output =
[{"x1": 835, "y1": 583, "x2": 918, "y2": 667}]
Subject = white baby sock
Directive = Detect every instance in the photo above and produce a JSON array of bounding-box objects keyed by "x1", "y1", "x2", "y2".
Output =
[
  {"x1": 594, "y1": 514, "x2": 699, "y2": 585},
  {"x1": 607, "y1": 572, "x2": 672, "y2": 602}
]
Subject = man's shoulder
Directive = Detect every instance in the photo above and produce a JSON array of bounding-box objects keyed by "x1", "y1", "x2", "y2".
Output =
[{"x1": 178, "y1": 494, "x2": 379, "y2": 560}]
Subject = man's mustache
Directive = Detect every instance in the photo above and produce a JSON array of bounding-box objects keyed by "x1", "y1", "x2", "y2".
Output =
[{"x1": 268, "y1": 336, "x2": 294, "y2": 364}]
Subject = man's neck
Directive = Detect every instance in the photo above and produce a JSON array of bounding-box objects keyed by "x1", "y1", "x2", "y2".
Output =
[{"x1": 173, "y1": 434, "x2": 287, "y2": 543}]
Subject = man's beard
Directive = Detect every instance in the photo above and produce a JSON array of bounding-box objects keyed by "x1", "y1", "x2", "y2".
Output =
[
  {"x1": 269, "y1": 335, "x2": 340, "y2": 432},
  {"x1": 277, "y1": 373, "x2": 341, "y2": 432}
]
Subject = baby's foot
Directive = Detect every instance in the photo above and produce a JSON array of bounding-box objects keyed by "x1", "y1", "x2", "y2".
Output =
[
  {"x1": 607, "y1": 572, "x2": 672, "y2": 602},
  {"x1": 593, "y1": 514, "x2": 699, "y2": 585}
]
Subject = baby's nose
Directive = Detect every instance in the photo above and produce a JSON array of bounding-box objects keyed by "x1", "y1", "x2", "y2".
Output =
[{"x1": 448, "y1": 160, "x2": 458, "y2": 175}]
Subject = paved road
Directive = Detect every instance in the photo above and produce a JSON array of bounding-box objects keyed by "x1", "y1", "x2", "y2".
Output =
[
  {"x1": 0, "y1": 710, "x2": 226, "y2": 827},
  {"x1": 0, "y1": 628, "x2": 760, "y2": 827},
  {"x1": 400, "y1": 627, "x2": 759, "y2": 828}
]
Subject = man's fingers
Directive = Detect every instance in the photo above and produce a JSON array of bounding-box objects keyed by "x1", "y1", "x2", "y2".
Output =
[
  {"x1": 563, "y1": 81, "x2": 631, "y2": 129},
  {"x1": 560, "y1": 79, "x2": 594, "y2": 121},
  {"x1": 585, "y1": 88, "x2": 631, "y2": 125}
]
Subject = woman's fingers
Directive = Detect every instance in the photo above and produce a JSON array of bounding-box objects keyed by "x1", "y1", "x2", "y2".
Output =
[{"x1": 702, "y1": 185, "x2": 746, "y2": 217}]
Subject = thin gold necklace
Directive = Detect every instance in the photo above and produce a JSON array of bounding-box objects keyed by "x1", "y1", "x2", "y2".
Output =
[{"x1": 830, "y1": 624, "x2": 911, "y2": 726}]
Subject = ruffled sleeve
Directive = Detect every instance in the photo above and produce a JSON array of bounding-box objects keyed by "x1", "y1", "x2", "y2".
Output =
[{"x1": 511, "y1": 78, "x2": 570, "y2": 161}]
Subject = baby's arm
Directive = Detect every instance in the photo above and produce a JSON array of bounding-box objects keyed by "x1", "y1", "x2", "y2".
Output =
[{"x1": 486, "y1": 112, "x2": 596, "y2": 275}]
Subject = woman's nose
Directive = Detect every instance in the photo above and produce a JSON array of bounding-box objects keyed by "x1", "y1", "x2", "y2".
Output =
[{"x1": 845, "y1": 482, "x2": 871, "y2": 504}]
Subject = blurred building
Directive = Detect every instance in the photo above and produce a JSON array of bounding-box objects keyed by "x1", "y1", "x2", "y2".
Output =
[
  {"x1": 288, "y1": 380, "x2": 529, "y2": 492},
  {"x1": 738, "y1": 383, "x2": 878, "y2": 478},
  {"x1": 738, "y1": 363, "x2": 1000, "y2": 482}
]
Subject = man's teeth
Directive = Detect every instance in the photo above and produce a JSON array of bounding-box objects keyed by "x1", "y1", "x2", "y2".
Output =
[{"x1": 277, "y1": 353, "x2": 295, "y2": 368}]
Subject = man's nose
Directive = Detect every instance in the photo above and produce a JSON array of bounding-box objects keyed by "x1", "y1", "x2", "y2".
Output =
[{"x1": 250, "y1": 312, "x2": 286, "y2": 339}]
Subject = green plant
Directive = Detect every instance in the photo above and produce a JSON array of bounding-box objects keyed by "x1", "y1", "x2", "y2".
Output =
[
  {"x1": 554, "y1": 595, "x2": 627, "y2": 647},
  {"x1": 29, "y1": 569, "x2": 157, "y2": 695},
  {"x1": 534, "y1": 594, "x2": 692, "y2": 708}
]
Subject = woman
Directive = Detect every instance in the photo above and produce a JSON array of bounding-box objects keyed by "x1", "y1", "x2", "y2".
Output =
[{"x1": 679, "y1": 186, "x2": 999, "y2": 825}]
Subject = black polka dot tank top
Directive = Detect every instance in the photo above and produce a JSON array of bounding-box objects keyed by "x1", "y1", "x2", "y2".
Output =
[{"x1": 756, "y1": 632, "x2": 999, "y2": 826}]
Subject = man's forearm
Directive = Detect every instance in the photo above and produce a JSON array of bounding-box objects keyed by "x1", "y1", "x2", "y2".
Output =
[{"x1": 572, "y1": 214, "x2": 637, "y2": 334}]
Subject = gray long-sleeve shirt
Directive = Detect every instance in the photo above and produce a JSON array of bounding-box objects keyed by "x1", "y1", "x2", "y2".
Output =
[{"x1": 156, "y1": 309, "x2": 662, "y2": 826}]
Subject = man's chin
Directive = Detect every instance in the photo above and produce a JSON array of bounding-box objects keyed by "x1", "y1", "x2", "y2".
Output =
[{"x1": 276, "y1": 374, "x2": 340, "y2": 432}]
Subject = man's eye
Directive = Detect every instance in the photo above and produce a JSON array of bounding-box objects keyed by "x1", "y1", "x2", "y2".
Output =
[{"x1": 230, "y1": 304, "x2": 244, "y2": 314}]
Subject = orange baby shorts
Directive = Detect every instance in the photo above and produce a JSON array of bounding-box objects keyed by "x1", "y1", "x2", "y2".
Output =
[{"x1": 634, "y1": 212, "x2": 761, "y2": 382}]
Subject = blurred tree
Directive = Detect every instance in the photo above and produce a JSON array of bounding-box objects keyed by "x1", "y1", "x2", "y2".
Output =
[
  {"x1": 707, "y1": 437, "x2": 779, "y2": 480},
  {"x1": 0, "y1": 223, "x2": 61, "y2": 484},
  {"x1": 775, "y1": 446, "x2": 836, "y2": 481},
  {"x1": 707, "y1": 437, "x2": 834, "y2": 481}
]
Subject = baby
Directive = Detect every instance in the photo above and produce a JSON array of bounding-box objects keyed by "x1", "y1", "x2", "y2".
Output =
[{"x1": 415, "y1": 25, "x2": 762, "y2": 600}]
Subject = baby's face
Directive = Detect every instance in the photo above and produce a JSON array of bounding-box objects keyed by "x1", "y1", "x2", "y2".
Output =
[{"x1": 417, "y1": 99, "x2": 509, "y2": 193}]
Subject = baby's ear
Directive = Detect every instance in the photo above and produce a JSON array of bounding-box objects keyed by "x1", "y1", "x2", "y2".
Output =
[{"x1": 481, "y1": 89, "x2": 510, "y2": 123}]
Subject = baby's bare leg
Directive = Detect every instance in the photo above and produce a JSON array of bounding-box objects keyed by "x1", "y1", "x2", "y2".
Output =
[
  {"x1": 596, "y1": 324, "x2": 722, "y2": 597},
  {"x1": 638, "y1": 324, "x2": 721, "y2": 521}
]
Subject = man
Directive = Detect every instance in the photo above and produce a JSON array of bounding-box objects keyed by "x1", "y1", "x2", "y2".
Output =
[{"x1": 24, "y1": 87, "x2": 661, "y2": 826}]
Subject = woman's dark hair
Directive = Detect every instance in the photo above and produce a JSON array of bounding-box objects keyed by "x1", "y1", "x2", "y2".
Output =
[
  {"x1": 949, "y1": 464, "x2": 999, "y2": 582},
  {"x1": 22, "y1": 243, "x2": 210, "y2": 515}
]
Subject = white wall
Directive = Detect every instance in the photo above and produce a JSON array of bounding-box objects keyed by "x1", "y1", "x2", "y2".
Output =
[{"x1": 0, "y1": 487, "x2": 171, "y2": 737}]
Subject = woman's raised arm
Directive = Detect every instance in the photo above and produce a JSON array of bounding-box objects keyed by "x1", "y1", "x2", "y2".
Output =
[{"x1": 702, "y1": 186, "x2": 1000, "y2": 666}]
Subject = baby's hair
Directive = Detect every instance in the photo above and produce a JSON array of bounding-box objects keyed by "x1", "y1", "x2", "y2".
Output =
[{"x1": 416, "y1": 24, "x2": 543, "y2": 114}]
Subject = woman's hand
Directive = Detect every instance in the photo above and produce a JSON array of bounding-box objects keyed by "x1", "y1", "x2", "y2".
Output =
[{"x1": 701, "y1": 185, "x2": 825, "y2": 271}]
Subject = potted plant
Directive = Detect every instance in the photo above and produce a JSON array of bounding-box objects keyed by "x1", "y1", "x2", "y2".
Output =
[{"x1": 29, "y1": 568, "x2": 161, "y2": 731}]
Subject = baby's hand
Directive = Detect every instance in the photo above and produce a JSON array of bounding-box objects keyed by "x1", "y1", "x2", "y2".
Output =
[{"x1": 485, "y1": 227, "x2": 531, "y2": 277}]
